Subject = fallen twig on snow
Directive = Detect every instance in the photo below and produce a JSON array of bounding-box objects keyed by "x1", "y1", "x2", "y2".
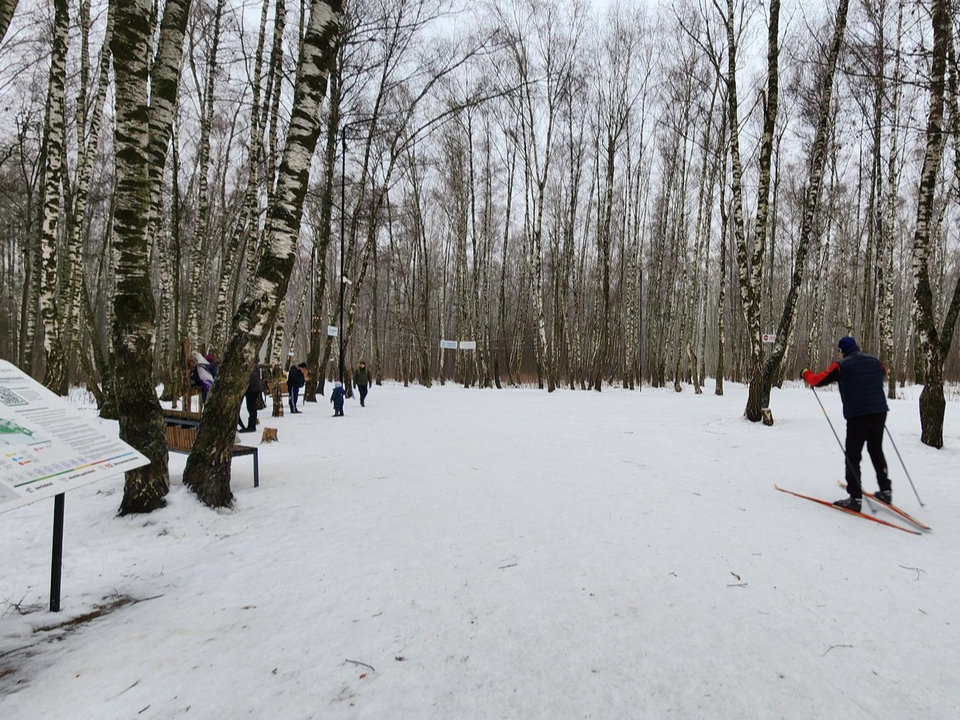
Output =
[
  {"x1": 821, "y1": 644, "x2": 853, "y2": 657},
  {"x1": 899, "y1": 565, "x2": 925, "y2": 581},
  {"x1": 498, "y1": 563, "x2": 518, "y2": 570},
  {"x1": 345, "y1": 659, "x2": 375, "y2": 672},
  {"x1": 2, "y1": 593, "x2": 43, "y2": 617},
  {"x1": 112, "y1": 680, "x2": 140, "y2": 699}
]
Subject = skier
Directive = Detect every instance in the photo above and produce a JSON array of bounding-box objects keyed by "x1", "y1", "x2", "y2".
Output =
[
  {"x1": 287, "y1": 362, "x2": 306, "y2": 414},
  {"x1": 353, "y1": 361, "x2": 371, "y2": 407},
  {"x1": 331, "y1": 381, "x2": 345, "y2": 417},
  {"x1": 802, "y1": 336, "x2": 891, "y2": 513},
  {"x1": 238, "y1": 365, "x2": 263, "y2": 433}
]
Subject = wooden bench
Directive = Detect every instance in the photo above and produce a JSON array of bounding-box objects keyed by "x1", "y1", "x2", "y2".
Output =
[
  {"x1": 162, "y1": 412, "x2": 260, "y2": 488},
  {"x1": 162, "y1": 408, "x2": 203, "y2": 428}
]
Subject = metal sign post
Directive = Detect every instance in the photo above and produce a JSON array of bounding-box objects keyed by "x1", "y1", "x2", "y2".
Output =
[{"x1": 50, "y1": 493, "x2": 65, "y2": 612}]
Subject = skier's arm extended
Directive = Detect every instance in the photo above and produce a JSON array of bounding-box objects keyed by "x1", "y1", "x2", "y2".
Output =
[{"x1": 802, "y1": 363, "x2": 840, "y2": 387}]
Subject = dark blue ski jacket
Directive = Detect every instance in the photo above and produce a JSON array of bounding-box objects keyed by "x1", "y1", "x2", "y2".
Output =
[{"x1": 803, "y1": 351, "x2": 889, "y2": 419}]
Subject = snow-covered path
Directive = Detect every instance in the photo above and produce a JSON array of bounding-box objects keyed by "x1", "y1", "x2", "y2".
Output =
[{"x1": 2, "y1": 382, "x2": 958, "y2": 719}]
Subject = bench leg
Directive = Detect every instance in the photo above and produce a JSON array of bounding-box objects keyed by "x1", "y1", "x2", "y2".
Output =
[{"x1": 253, "y1": 449, "x2": 260, "y2": 488}]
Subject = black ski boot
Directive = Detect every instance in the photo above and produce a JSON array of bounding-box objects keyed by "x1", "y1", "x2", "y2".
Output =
[
  {"x1": 873, "y1": 490, "x2": 893, "y2": 504},
  {"x1": 833, "y1": 496, "x2": 862, "y2": 513}
]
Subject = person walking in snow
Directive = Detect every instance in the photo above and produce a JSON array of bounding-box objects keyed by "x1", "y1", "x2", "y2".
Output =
[
  {"x1": 287, "y1": 362, "x2": 306, "y2": 414},
  {"x1": 353, "y1": 361, "x2": 371, "y2": 407},
  {"x1": 802, "y1": 335, "x2": 891, "y2": 513},
  {"x1": 331, "y1": 381, "x2": 345, "y2": 416},
  {"x1": 239, "y1": 365, "x2": 263, "y2": 433}
]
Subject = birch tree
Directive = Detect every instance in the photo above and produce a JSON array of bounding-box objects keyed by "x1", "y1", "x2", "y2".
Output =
[
  {"x1": 756, "y1": 0, "x2": 850, "y2": 410},
  {"x1": 185, "y1": 0, "x2": 226, "y2": 347},
  {"x1": 0, "y1": 0, "x2": 18, "y2": 44},
  {"x1": 877, "y1": 0, "x2": 905, "y2": 400},
  {"x1": 37, "y1": 0, "x2": 68, "y2": 395},
  {"x1": 911, "y1": 0, "x2": 956, "y2": 448},
  {"x1": 112, "y1": 0, "x2": 193, "y2": 515},
  {"x1": 723, "y1": 0, "x2": 780, "y2": 422},
  {"x1": 183, "y1": 0, "x2": 343, "y2": 508}
]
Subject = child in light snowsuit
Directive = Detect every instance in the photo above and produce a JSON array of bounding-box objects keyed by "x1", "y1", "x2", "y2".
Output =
[{"x1": 331, "y1": 382, "x2": 345, "y2": 417}]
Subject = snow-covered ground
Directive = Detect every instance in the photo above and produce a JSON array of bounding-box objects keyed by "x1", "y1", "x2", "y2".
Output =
[{"x1": 1, "y1": 381, "x2": 958, "y2": 719}]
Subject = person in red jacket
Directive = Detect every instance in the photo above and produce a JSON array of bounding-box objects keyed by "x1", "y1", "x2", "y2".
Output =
[{"x1": 802, "y1": 336, "x2": 891, "y2": 513}]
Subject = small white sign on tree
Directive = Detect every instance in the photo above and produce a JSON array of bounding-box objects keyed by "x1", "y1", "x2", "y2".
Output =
[
  {"x1": 440, "y1": 340, "x2": 458, "y2": 350},
  {"x1": 326, "y1": 325, "x2": 338, "y2": 337},
  {"x1": 762, "y1": 333, "x2": 776, "y2": 344},
  {"x1": 458, "y1": 341, "x2": 477, "y2": 350}
]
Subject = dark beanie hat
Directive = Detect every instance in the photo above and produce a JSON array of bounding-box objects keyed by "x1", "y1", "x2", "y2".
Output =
[{"x1": 838, "y1": 336, "x2": 860, "y2": 356}]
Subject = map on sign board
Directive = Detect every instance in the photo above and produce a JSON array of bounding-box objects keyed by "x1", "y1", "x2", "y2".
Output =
[
  {"x1": 0, "y1": 360, "x2": 149, "y2": 514},
  {"x1": 440, "y1": 340, "x2": 458, "y2": 350}
]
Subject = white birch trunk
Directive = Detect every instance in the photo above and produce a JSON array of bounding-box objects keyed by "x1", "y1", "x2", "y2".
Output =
[
  {"x1": 38, "y1": 0, "x2": 69, "y2": 394},
  {"x1": 183, "y1": 0, "x2": 343, "y2": 507}
]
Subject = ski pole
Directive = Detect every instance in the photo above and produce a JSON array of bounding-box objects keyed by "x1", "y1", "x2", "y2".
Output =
[
  {"x1": 808, "y1": 385, "x2": 877, "y2": 512},
  {"x1": 884, "y1": 426, "x2": 925, "y2": 507}
]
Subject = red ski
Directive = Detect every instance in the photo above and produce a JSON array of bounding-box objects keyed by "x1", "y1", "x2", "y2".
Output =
[
  {"x1": 834, "y1": 482, "x2": 931, "y2": 531},
  {"x1": 775, "y1": 485, "x2": 921, "y2": 535}
]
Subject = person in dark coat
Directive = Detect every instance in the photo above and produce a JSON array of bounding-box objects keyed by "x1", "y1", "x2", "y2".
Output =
[
  {"x1": 239, "y1": 365, "x2": 263, "y2": 433},
  {"x1": 331, "y1": 381, "x2": 345, "y2": 416},
  {"x1": 287, "y1": 362, "x2": 306, "y2": 413},
  {"x1": 802, "y1": 336, "x2": 891, "y2": 512},
  {"x1": 353, "y1": 361, "x2": 371, "y2": 407}
]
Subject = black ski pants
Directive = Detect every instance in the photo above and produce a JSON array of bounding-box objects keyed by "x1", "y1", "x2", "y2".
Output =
[
  {"x1": 844, "y1": 412, "x2": 890, "y2": 499},
  {"x1": 243, "y1": 390, "x2": 259, "y2": 430},
  {"x1": 358, "y1": 384, "x2": 368, "y2": 406}
]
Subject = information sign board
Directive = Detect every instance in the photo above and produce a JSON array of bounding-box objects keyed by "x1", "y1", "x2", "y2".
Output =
[{"x1": 0, "y1": 361, "x2": 149, "y2": 514}]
